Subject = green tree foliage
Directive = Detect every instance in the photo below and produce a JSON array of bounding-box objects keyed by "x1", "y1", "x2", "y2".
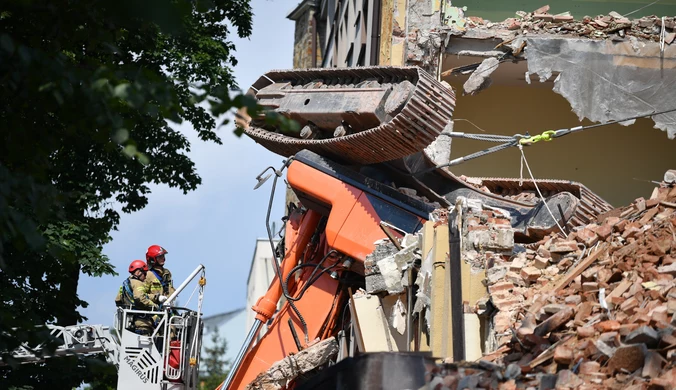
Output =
[
  {"x1": 199, "y1": 328, "x2": 231, "y2": 390},
  {"x1": 0, "y1": 0, "x2": 280, "y2": 388}
]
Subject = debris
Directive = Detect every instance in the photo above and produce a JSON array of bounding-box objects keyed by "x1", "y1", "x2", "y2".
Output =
[
  {"x1": 457, "y1": 172, "x2": 676, "y2": 387},
  {"x1": 462, "y1": 57, "x2": 500, "y2": 96},
  {"x1": 625, "y1": 326, "x2": 660, "y2": 348},
  {"x1": 666, "y1": 170, "x2": 676, "y2": 184},
  {"x1": 361, "y1": 171, "x2": 676, "y2": 389},
  {"x1": 607, "y1": 344, "x2": 647, "y2": 374},
  {"x1": 246, "y1": 337, "x2": 339, "y2": 390},
  {"x1": 454, "y1": 11, "x2": 675, "y2": 46}
]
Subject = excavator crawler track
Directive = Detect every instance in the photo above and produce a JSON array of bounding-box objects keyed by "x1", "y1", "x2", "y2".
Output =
[
  {"x1": 468, "y1": 176, "x2": 614, "y2": 231},
  {"x1": 243, "y1": 66, "x2": 456, "y2": 165}
]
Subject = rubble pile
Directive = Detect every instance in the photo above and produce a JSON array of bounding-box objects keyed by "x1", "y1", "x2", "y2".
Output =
[
  {"x1": 354, "y1": 172, "x2": 675, "y2": 389},
  {"x1": 457, "y1": 175, "x2": 540, "y2": 204},
  {"x1": 464, "y1": 4, "x2": 676, "y2": 43},
  {"x1": 459, "y1": 180, "x2": 676, "y2": 388}
]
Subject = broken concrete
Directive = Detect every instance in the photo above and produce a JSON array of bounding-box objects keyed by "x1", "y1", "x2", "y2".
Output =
[
  {"x1": 364, "y1": 239, "x2": 400, "y2": 294},
  {"x1": 441, "y1": 7, "x2": 676, "y2": 138},
  {"x1": 245, "y1": 337, "x2": 338, "y2": 390},
  {"x1": 368, "y1": 235, "x2": 421, "y2": 295},
  {"x1": 525, "y1": 37, "x2": 676, "y2": 139},
  {"x1": 462, "y1": 57, "x2": 500, "y2": 95}
]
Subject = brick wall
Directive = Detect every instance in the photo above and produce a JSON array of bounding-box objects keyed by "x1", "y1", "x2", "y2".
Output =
[{"x1": 291, "y1": 7, "x2": 316, "y2": 69}]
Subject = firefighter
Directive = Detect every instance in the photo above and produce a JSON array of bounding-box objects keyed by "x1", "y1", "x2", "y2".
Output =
[
  {"x1": 115, "y1": 260, "x2": 162, "y2": 335},
  {"x1": 145, "y1": 244, "x2": 176, "y2": 298}
]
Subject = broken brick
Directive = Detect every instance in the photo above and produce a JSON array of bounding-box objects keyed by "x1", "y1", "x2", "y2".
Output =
[
  {"x1": 619, "y1": 323, "x2": 640, "y2": 336},
  {"x1": 532, "y1": 5, "x2": 550, "y2": 14},
  {"x1": 593, "y1": 224, "x2": 613, "y2": 240},
  {"x1": 533, "y1": 13, "x2": 554, "y2": 22},
  {"x1": 625, "y1": 326, "x2": 660, "y2": 348},
  {"x1": 642, "y1": 351, "x2": 665, "y2": 379},
  {"x1": 549, "y1": 241, "x2": 579, "y2": 253},
  {"x1": 554, "y1": 345, "x2": 574, "y2": 365},
  {"x1": 533, "y1": 255, "x2": 549, "y2": 270},
  {"x1": 521, "y1": 266, "x2": 542, "y2": 282},
  {"x1": 607, "y1": 344, "x2": 647, "y2": 374},
  {"x1": 577, "y1": 326, "x2": 596, "y2": 338},
  {"x1": 576, "y1": 228, "x2": 599, "y2": 246},
  {"x1": 489, "y1": 281, "x2": 515, "y2": 294},
  {"x1": 579, "y1": 361, "x2": 601, "y2": 376},
  {"x1": 553, "y1": 15, "x2": 574, "y2": 23},
  {"x1": 620, "y1": 297, "x2": 639, "y2": 314},
  {"x1": 596, "y1": 320, "x2": 621, "y2": 333}
]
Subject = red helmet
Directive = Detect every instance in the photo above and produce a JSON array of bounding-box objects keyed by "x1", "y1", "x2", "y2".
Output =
[
  {"x1": 129, "y1": 260, "x2": 148, "y2": 273},
  {"x1": 146, "y1": 245, "x2": 168, "y2": 266}
]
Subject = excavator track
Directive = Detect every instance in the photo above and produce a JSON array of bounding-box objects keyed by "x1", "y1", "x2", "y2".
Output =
[
  {"x1": 466, "y1": 176, "x2": 614, "y2": 230},
  {"x1": 243, "y1": 66, "x2": 456, "y2": 165}
]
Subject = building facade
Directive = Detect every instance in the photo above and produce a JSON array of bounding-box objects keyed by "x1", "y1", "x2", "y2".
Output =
[
  {"x1": 286, "y1": 0, "x2": 676, "y2": 207},
  {"x1": 245, "y1": 238, "x2": 280, "y2": 340}
]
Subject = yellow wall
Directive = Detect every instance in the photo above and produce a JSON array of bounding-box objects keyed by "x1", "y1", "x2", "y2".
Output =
[{"x1": 442, "y1": 81, "x2": 676, "y2": 207}]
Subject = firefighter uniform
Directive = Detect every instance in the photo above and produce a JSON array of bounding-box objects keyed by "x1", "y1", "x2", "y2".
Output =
[
  {"x1": 146, "y1": 267, "x2": 176, "y2": 297},
  {"x1": 145, "y1": 266, "x2": 177, "y2": 339},
  {"x1": 145, "y1": 245, "x2": 176, "y2": 341},
  {"x1": 115, "y1": 275, "x2": 159, "y2": 335}
]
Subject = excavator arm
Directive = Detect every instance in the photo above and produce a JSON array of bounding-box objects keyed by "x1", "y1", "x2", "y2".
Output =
[{"x1": 221, "y1": 150, "x2": 434, "y2": 390}]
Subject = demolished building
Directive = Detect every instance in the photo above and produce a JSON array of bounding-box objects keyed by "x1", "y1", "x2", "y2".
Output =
[
  {"x1": 336, "y1": 172, "x2": 676, "y2": 389},
  {"x1": 246, "y1": 1, "x2": 676, "y2": 389},
  {"x1": 288, "y1": 0, "x2": 676, "y2": 207}
]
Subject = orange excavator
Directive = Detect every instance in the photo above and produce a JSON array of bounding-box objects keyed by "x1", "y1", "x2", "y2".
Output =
[{"x1": 219, "y1": 66, "x2": 613, "y2": 389}]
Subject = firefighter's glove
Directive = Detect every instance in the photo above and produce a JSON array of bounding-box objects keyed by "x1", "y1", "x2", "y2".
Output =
[{"x1": 158, "y1": 295, "x2": 168, "y2": 303}]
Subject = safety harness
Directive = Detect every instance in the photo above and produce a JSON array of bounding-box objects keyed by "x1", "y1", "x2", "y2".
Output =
[
  {"x1": 150, "y1": 268, "x2": 170, "y2": 295},
  {"x1": 121, "y1": 278, "x2": 134, "y2": 306}
]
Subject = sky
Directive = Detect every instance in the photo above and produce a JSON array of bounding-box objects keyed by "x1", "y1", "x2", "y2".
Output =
[{"x1": 77, "y1": 0, "x2": 296, "y2": 331}]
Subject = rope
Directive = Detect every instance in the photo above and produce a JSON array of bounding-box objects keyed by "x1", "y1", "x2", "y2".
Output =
[
  {"x1": 518, "y1": 145, "x2": 568, "y2": 237},
  {"x1": 454, "y1": 118, "x2": 488, "y2": 133},
  {"x1": 660, "y1": 16, "x2": 667, "y2": 54},
  {"x1": 623, "y1": 0, "x2": 662, "y2": 17}
]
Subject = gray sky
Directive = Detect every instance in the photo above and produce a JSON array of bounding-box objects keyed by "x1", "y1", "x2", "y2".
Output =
[{"x1": 78, "y1": 0, "x2": 296, "y2": 327}]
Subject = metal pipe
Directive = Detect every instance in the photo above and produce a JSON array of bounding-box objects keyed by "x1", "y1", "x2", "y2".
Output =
[
  {"x1": 221, "y1": 319, "x2": 263, "y2": 390},
  {"x1": 163, "y1": 264, "x2": 205, "y2": 307}
]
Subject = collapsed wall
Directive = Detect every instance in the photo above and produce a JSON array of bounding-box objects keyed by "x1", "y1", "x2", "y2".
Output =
[{"x1": 352, "y1": 170, "x2": 676, "y2": 389}]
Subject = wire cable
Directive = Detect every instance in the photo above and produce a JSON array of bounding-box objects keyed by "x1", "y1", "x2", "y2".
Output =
[
  {"x1": 262, "y1": 162, "x2": 310, "y2": 343},
  {"x1": 623, "y1": 0, "x2": 662, "y2": 17},
  {"x1": 518, "y1": 145, "x2": 568, "y2": 237},
  {"x1": 421, "y1": 106, "x2": 676, "y2": 175}
]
